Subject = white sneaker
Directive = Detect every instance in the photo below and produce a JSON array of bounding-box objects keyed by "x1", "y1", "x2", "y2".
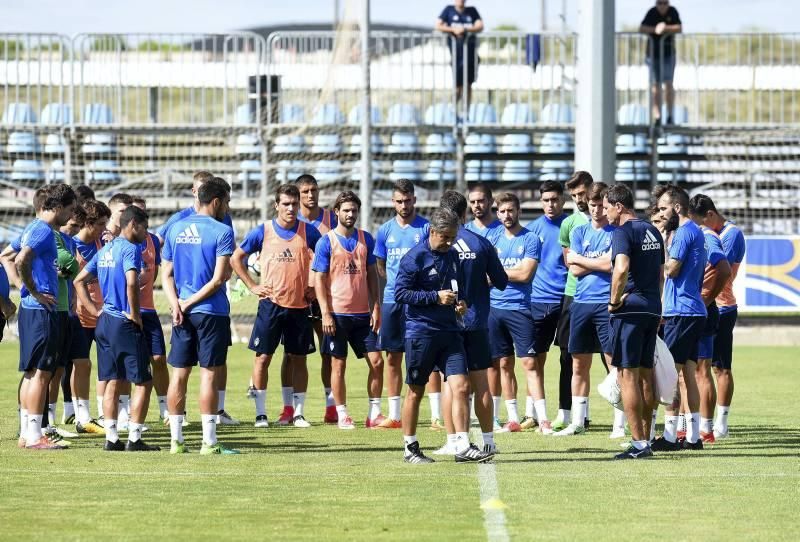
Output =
[
  {"x1": 609, "y1": 427, "x2": 627, "y2": 439},
  {"x1": 552, "y1": 423, "x2": 585, "y2": 437},
  {"x1": 713, "y1": 427, "x2": 729, "y2": 440},
  {"x1": 217, "y1": 410, "x2": 240, "y2": 425},
  {"x1": 432, "y1": 443, "x2": 455, "y2": 456},
  {"x1": 55, "y1": 426, "x2": 79, "y2": 438},
  {"x1": 598, "y1": 371, "x2": 622, "y2": 408},
  {"x1": 292, "y1": 415, "x2": 311, "y2": 428},
  {"x1": 254, "y1": 415, "x2": 269, "y2": 428}
]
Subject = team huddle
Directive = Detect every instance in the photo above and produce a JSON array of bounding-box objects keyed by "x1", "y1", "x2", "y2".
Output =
[{"x1": 3, "y1": 169, "x2": 745, "y2": 462}]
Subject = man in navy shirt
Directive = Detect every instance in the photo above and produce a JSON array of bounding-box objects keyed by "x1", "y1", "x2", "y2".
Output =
[
  {"x1": 653, "y1": 185, "x2": 708, "y2": 452},
  {"x1": 395, "y1": 208, "x2": 491, "y2": 464},
  {"x1": 436, "y1": 1, "x2": 484, "y2": 110},
  {"x1": 606, "y1": 184, "x2": 663, "y2": 460},
  {"x1": 434, "y1": 191, "x2": 508, "y2": 456},
  {"x1": 640, "y1": 0, "x2": 682, "y2": 124}
]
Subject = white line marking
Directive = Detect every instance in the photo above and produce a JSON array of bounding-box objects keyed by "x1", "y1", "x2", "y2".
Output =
[{"x1": 471, "y1": 428, "x2": 510, "y2": 542}]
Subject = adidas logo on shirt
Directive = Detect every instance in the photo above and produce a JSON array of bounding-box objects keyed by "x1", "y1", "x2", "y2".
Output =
[
  {"x1": 344, "y1": 259, "x2": 360, "y2": 275},
  {"x1": 98, "y1": 250, "x2": 115, "y2": 268},
  {"x1": 428, "y1": 268, "x2": 438, "y2": 276},
  {"x1": 275, "y1": 248, "x2": 295, "y2": 263},
  {"x1": 387, "y1": 235, "x2": 396, "y2": 244},
  {"x1": 175, "y1": 224, "x2": 202, "y2": 245},
  {"x1": 453, "y1": 239, "x2": 476, "y2": 260},
  {"x1": 641, "y1": 230, "x2": 662, "y2": 251}
]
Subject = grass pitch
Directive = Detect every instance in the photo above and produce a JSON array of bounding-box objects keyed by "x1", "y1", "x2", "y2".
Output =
[{"x1": 0, "y1": 343, "x2": 797, "y2": 541}]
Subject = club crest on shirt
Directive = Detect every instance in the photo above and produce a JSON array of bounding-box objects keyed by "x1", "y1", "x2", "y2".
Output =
[{"x1": 414, "y1": 234, "x2": 421, "y2": 243}]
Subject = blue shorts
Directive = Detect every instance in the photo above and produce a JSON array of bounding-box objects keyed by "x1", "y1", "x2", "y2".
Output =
[
  {"x1": 249, "y1": 299, "x2": 313, "y2": 356},
  {"x1": 379, "y1": 302, "x2": 405, "y2": 353},
  {"x1": 663, "y1": 315, "x2": 706, "y2": 364},
  {"x1": 321, "y1": 315, "x2": 380, "y2": 359},
  {"x1": 65, "y1": 314, "x2": 91, "y2": 362},
  {"x1": 713, "y1": 308, "x2": 737, "y2": 370},
  {"x1": 142, "y1": 311, "x2": 166, "y2": 357},
  {"x1": 95, "y1": 313, "x2": 152, "y2": 383},
  {"x1": 168, "y1": 313, "x2": 231, "y2": 369},
  {"x1": 18, "y1": 307, "x2": 60, "y2": 373},
  {"x1": 463, "y1": 329, "x2": 492, "y2": 371},
  {"x1": 647, "y1": 54, "x2": 676, "y2": 84},
  {"x1": 488, "y1": 307, "x2": 536, "y2": 359},
  {"x1": 696, "y1": 303, "x2": 719, "y2": 361},
  {"x1": 530, "y1": 301, "x2": 562, "y2": 354},
  {"x1": 610, "y1": 314, "x2": 660, "y2": 370},
  {"x1": 405, "y1": 332, "x2": 467, "y2": 386},
  {"x1": 568, "y1": 302, "x2": 611, "y2": 354}
]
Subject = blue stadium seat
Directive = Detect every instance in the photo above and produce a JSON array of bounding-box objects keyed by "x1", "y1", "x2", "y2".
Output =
[
  {"x1": 3, "y1": 103, "x2": 40, "y2": 154},
  {"x1": 310, "y1": 104, "x2": 345, "y2": 181},
  {"x1": 81, "y1": 103, "x2": 119, "y2": 183},
  {"x1": 424, "y1": 103, "x2": 456, "y2": 182},
  {"x1": 348, "y1": 105, "x2": 383, "y2": 181},
  {"x1": 42, "y1": 103, "x2": 73, "y2": 180},
  {"x1": 616, "y1": 103, "x2": 650, "y2": 182},
  {"x1": 467, "y1": 103, "x2": 497, "y2": 125},
  {"x1": 274, "y1": 104, "x2": 306, "y2": 182},
  {"x1": 12, "y1": 159, "x2": 45, "y2": 182},
  {"x1": 466, "y1": 103, "x2": 498, "y2": 181},
  {"x1": 657, "y1": 105, "x2": 689, "y2": 182},
  {"x1": 386, "y1": 104, "x2": 421, "y2": 181},
  {"x1": 500, "y1": 103, "x2": 536, "y2": 181},
  {"x1": 539, "y1": 103, "x2": 574, "y2": 181},
  {"x1": 234, "y1": 104, "x2": 260, "y2": 155}
]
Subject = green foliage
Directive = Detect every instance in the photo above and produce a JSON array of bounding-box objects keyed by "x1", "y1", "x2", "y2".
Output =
[
  {"x1": 0, "y1": 40, "x2": 23, "y2": 59},
  {"x1": 136, "y1": 40, "x2": 190, "y2": 53},
  {"x1": 90, "y1": 35, "x2": 128, "y2": 52}
]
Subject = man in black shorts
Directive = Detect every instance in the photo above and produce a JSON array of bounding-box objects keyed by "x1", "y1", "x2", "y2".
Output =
[{"x1": 436, "y1": 1, "x2": 484, "y2": 111}]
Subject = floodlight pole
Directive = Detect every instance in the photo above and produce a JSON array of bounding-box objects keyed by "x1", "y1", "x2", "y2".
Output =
[{"x1": 359, "y1": 0, "x2": 373, "y2": 231}]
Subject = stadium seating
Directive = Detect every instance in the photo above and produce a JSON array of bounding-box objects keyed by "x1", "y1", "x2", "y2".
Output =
[
  {"x1": 465, "y1": 103, "x2": 498, "y2": 181},
  {"x1": 41, "y1": 103, "x2": 73, "y2": 182},
  {"x1": 615, "y1": 103, "x2": 651, "y2": 182},
  {"x1": 3, "y1": 103, "x2": 45, "y2": 182},
  {"x1": 657, "y1": 105, "x2": 690, "y2": 182},
  {"x1": 234, "y1": 104, "x2": 262, "y2": 186},
  {"x1": 386, "y1": 103, "x2": 422, "y2": 181},
  {"x1": 81, "y1": 103, "x2": 120, "y2": 183},
  {"x1": 273, "y1": 104, "x2": 306, "y2": 182},
  {"x1": 310, "y1": 104, "x2": 346, "y2": 182},
  {"x1": 500, "y1": 103, "x2": 536, "y2": 181},
  {"x1": 347, "y1": 105, "x2": 383, "y2": 181},
  {"x1": 423, "y1": 103, "x2": 457, "y2": 182},
  {"x1": 539, "y1": 103, "x2": 575, "y2": 181}
]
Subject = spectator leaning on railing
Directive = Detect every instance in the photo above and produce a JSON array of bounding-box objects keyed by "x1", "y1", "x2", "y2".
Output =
[
  {"x1": 640, "y1": 0, "x2": 682, "y2": 126},
  {"x1": 436, "y1": 1, "x2": 484, "y2": 113}
]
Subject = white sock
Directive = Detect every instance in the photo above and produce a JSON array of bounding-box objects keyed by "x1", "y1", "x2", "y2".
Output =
[
  {"x1": 26, "y1": 413, "x2": 42, "y2": 443},
  {"x1": 169, "y1": 415, "x2": 184, "y2": 443},
  {"x1": 715, "y1": 405, "x2": 730, "y2": 432},
  {"x1": 217, "y1": 390, "x2": 226, "y2": 412},
  {"x1": 388, "y1": 396, "x2": 401, "y2": 421},
  {"x1": 447, "y1": 433, "x2": 458, "y2": 446},
  {"x1": 429, "y1": 392, "x2": 441, "y2": 420},
  {"x1": 556, "y1": 408, "x2": 571, "y2": 424},
  {"x1": 613, "y1": 408, "x2": 626, "y2": 430},
  {"x1": 633, "y1": 439, "x2": 649, "y2": 451},
  {"x1": 63, "y1": 400, "x2": 75, "y2": 419},
  {"x1": 505, "y1": 399, "x2": 519, "y2": 423},
  {"x1": 118, "y1": 395, "x2": 130, "y2": 423},
  {"x1": 525, "y1": 395, "x2": 535, "y2": 418},
  {"x1": 19, "y1": 408, "x2": 28, "y2": 436},
  {"x1": 469, "y1": 393, "x2": 476, "y2": 421},
  {"x1": 403, "y1": 434, "x2": 417, "y2": 456},
  {"x1": 571, "y1": 396, "x2": 588, "y2": 427},
  {"x1": 336, "y1": 404, "x2": 349, "y2": 419},
  {"x1": 453, "y1": 431, "x2": 470, "y2": 453},
  {"x1": 700, "y1": 417, "x2": 714, "y2": 434},
  {"x1": 664, "y1": 415, "x2": 679, "y2": 442},
  {"x1": 293, "y1": 392, "x2": 306, "y2": 418},
  {"x1": 650, "y1": 409, "x2": 658, "y2": 441},
  {"x1": 96, "y1": 395, "x2": 104, "y2": 418},
  {"x1": 105, "y1": 419, "x2": 119, "y2": 443},
  {"x1": 201, "y1": 414, "x2": 217, "y2": 446},
  {"x1": 368, "y1": 398, "x2": 381, "y2": 421},
  {"x1": 534, "y1": 399, "x2": 548, "y2": 422},
  {"x1": 128, "y1": 422, "x2": 142, "y2": 443},
  {"x1": 678, "y1": 413, "x2": 687, "y2": 433},
  {"x1": 492, "y1": 396, "x2": 501, "y2": 418},
  {"x1": 47, "y1": 403, "x2": 57, "y2": 426},
  {"x1": 325, "y1": 387, "x2": 335, "y2": 407},
  {"x1": 77, "y1": 399, "x2": 91, "y2": 424},
  {"x1": 254, "y1": 390, "x2": 267, "y2": 417},
  {"x1": 482, "y1": 432, "x2": 494, "y2": 447},
  {"x1": 686, "y1": 412, "x2": 700, "y2": 444},
  {"x1": 157, "y1": 396, "x2": 167, "y2": 418},
  {"x1": 281, "y1": 387, "x2": 294, "y2": 408}
]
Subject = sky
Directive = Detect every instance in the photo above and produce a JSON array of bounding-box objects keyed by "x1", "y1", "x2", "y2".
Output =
[{"x1": 0, "y1": 0, "x2": 794, "y2": 35}]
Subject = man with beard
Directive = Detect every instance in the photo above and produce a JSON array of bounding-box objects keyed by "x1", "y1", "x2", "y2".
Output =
[{"x1": 465, "y1": 182, "x2": 501, "y2": 237}]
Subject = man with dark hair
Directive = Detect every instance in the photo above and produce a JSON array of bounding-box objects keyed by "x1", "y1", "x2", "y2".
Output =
[
  {"x1": 688, "y1": 194, "x2": 745, "y2": 439},
  {"x1": 436, "y1": 1, "x2": 484, "y2": 111},
  {"x1": 605, "y1": 184, "x2": 663, "y2": 459},
  {"x1": 396, "y1": 207, "x2": 491, "y2": 464},
  {"x1": 231, "y1": 184, "x2": 322, "y2": 428},
  {"x1": 74, "y1": 205, "x2": 158, "y2": 452},
  {"x1": 162, "y1": 177, "x2": 239, "y2": 455},
  {"x1": 640, "y1": 0, "x2": 682, "y2": 124},
  {"x1": 374, "y1": 179, "x2": 432, "y2": 429},
  {"x1": 487, "y1": 192, "x2": 540, "y2": 433},
  {"x1": 312, "y1": 191, "x2": 385, "y2": 430},
  {"x1": 652, "y1": 185, "x2": 707, "y2": 452},
  {"x1": 465, "y1": 183, "x2": 500, "y2": 237},
  {"x1": 74, "y1": 184, "x2": 96, "y2": 205},
  {"x1": 434, "y1": 191, "x2": 508, "y2": 456},
  {"x1": 523, "y1": 180, "x2": 569, "y2": 433}
]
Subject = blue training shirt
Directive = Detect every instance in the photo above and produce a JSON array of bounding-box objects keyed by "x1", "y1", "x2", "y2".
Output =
[
  {"x1": 157, "y1": 206, "x2": 234, "y2": 241},
  {"x1": 487, "y1": 226, "x2": 541, "y2": 310},
  {"x1": 19, "y1": 219, "x2": 59, "y2": 310},
  {"x1": 85, "y1": 237, "x2": 142, "y2": 319},
  {"x1": 701, "y1": 227, "x2": 726, "y2": 268},
  {"x1": 311, "y1": 229, "x2": 377, "y2": 317},
  {"x1": 239, "y1": 219, "x2": 321, "y2": 255},
  {"x1": 454, "y1": 226, "x2": 508, "y2": 330},
  {"x1": 664, "y1": 220, "x2": 707, "y2": 317},
  {"x1": 571, "y1": 223, "x2": 615, "y2": 304},
  {"x1": 374, "y1": 215, "x2": 430, "y2": 304},
  {"x1": 162, "y1": 214, "x2": 235, "y2": 316},
  {"x1": 611, "y1": 219, "x2": 664, "y2": 317},
  {"x1": 526, "y1": 215, "x2": 568, "y2": 303},
  {"x1": 464, "y1": 218, "x2": 501, "y2": 238},
  {"x1": 394, "y1": 240, "x2": 464, "y2": 338}
]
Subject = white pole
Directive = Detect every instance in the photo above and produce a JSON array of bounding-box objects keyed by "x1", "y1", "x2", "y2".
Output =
[{"x1": 359, "y1": 0, "x2": 372, "y2": 231}]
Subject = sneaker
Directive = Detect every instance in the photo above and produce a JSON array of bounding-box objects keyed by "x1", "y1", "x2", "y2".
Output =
[
  {"x1": 680, "y1": 438, "x2": 704, "y2": 451},
  {"x1": 18, "y1": 436, "x2": 26, "y2": 448},
  {"x1": 200, "y1": 443, "x2": 241, "y2": 455},
  {"x1": 277, "y1": 406, "x2": 295, "y2": 426},
  {"x1": 492, "y1": 417, "x2": 503, "y2": 431},
  {"x1": 430, "y1": 418, "x2": 444, "y2": 431},
  {"x1": 455, "y1": 443, "x2": 494, "y2": 463},
  {"x1": 62, "y1": 413, "x2": 75, "y2": 425},
  {"x1": 538, "y1": 420, "x2": 554, "y2": 435},
  {"x1": 182, "y1": 413, "x2": 189, "y2": 427},
  {"x1": 584, "y1": 418, "x2": 591, "y2": 429},
  {"x1": 170, "y1": 440, "x2": 189, "y2": 454},
  {"x1": 97, "y1": 415, "x2": 105, "y2": 427},
  {"x1": 432, "y1": 443, "x2": 455, "y2": 456},
  {"x1": 700, "y1": 431, "x2": 716, "y2": 444},
  {"x1": 246, "y1": 385, "x2": 256, "y2": 400},
  {"x1": 614, "y1": 444, "x2": 653, "y2": 460},
  {"x1": 376, "y1": 417, "x2": 402, "y2": 429},
  {"x1": 677, "y1": 430, "x2": 687, "y2": 441},
  {"x1": 160, "y1": 416, "x2": 170, "y2": 426},
  {"x1": 598, "y1": 373, "x2": 622, "y2": 407},
  {"x1": 55, "y1": 426, "x2": 79, "y2": 438},
  {"x1": 365, "y1": 414, "x2": 386, "y2": 429},
  {"x1": 338, "y1": 415, "x2": 355, "y2": 430},
  {"x1": 551, "y1": 418, "x2": 569, "y2": 432},
  {"x1": 125, "y1": 439, "x2": 161, "y2": 452},
  {"x1": 254, "y1": 415, "x2": 269, "y2": 428},
  {"x1": 650, "y1": 436, "x2": 682, "y2": 452},
  {"x1": 77, "y1": 419, "x2": 106, "y2": 435},
  {"x1": 292, "y1": 415, "x2": 311, "y2": 428},
  {"x1": 103, "y1": 439, "x2": 125, "y2": 452},
  {"x1": 519, "y1": 416, "x2": 537, "y2": 430},
  {"x1": 713, "y1": 427, "x2": 729, "y2": 440},
  {"x1": 609, "y1": 427, "x2": 627, "y2": 439},
  {"x1": 217, "y1": 410, "x2": 240, "y2": 426},
  {"x1": 323, "y1": 405, "x2": 338, "y2": 424},
  {"x1": 404, "y1": 441, "x2": 434, "y2": 464},
  {"x1": 552, "y1": 423, "x2": 586, "y2": 437},
  {"x1": 484, "y1": 442, "x2": 498, "y2": 455},
  {"x1": 26, "y1": 437, "x2": 67, "y2": 450},
  {"x1": 497, "y1": 420, "x2": 521, "y2": 433},
  {"x1": 43, "y1": 431, "x2": 71, "y2": 447}
]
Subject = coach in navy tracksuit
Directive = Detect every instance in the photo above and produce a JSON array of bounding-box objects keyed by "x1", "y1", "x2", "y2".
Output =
[{"x1": 394, "y1": 208, "x2": 490, "y2": 464}]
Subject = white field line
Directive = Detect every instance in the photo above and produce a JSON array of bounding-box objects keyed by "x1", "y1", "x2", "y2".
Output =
[{"x1": 471, "y1": 428, "x2": 510, "y2": 542}]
